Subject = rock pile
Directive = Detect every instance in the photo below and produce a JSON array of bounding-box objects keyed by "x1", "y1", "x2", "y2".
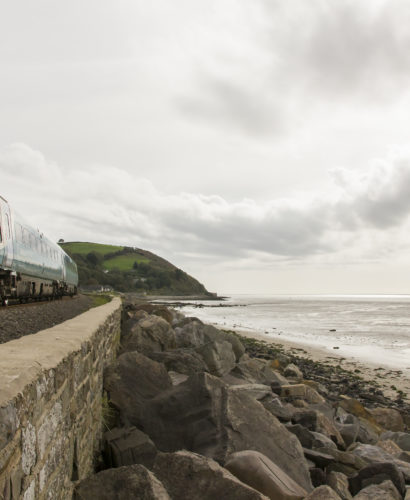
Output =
[{"x1": 73, "y1": 302, "x2": 410, "y2": 499}]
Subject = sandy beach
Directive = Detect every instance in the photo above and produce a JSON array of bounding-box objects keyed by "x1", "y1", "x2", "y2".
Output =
[{"x1": 234, "y1": 327, "x2": 410, "y2": 404}]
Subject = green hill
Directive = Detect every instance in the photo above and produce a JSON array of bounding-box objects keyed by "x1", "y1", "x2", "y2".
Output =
[{"x1": 59, "y1": 242, "x2": 212, "y2": 296}]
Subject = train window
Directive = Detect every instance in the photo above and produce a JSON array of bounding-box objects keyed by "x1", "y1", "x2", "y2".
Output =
[{"x1": 5, "y1": 214, "x2": 10, "y2": 239}]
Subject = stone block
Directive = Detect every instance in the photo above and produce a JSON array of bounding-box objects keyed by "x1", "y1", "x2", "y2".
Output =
[{"x1": 37, "y1": 400, "x2": 63, "y2": 459}]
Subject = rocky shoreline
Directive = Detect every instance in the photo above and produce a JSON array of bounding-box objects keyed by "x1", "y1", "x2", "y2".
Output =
[{"x1": 73, "y1": 301, "x2": 410, "y2": 499}]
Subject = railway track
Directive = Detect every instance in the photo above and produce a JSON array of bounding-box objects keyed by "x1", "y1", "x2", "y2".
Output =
[{"x1": 0, "y1": 295, "x2": 74, "y2": 310}]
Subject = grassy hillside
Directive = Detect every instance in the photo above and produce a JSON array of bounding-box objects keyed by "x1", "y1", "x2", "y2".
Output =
[{"x1": 59, "y1": 241, "x2": 211, "y2": 296}]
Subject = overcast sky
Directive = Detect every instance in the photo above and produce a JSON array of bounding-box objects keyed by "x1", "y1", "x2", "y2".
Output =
[{"x1": 2, "y1": 0, "x2": 410, "y2": 294}]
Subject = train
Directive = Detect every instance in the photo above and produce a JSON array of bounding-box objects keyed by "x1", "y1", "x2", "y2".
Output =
[{"x1": 0, "y1": 196, "x2": 78, "y2": 305}]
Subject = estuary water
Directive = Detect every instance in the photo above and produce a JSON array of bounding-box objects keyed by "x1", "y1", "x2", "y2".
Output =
[{"x1": 179, "y1": 295, "x2": 410, "y2": 372}]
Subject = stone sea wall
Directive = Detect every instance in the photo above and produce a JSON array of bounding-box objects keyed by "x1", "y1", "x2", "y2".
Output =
[{"x1": 0, "y1": 297, "x2": 122, "y2": 500}]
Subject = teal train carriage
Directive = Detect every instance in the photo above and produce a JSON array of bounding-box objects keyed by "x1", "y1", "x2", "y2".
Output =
[{"x1": 0, "y1": 196, "x2": 78, "y2": 305}]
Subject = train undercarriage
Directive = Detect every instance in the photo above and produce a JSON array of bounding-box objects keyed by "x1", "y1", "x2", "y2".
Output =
[{"x1": 0, "y1": 269, "x2": 77, "y2": 306}]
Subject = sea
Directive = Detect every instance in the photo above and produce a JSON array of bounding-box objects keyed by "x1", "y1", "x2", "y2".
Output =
[{"x1": 173, "y1": 295, "x2": 410, "y2": 373}]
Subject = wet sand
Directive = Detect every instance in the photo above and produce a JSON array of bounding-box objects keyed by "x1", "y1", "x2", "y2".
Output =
[{"x1": 233, "y1": 327, "x2": 410, "y2": 403}]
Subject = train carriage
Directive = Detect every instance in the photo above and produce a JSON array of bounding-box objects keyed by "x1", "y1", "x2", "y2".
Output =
[{"x1": 0, "y1": 196, "x2": 78, "y2": 305}]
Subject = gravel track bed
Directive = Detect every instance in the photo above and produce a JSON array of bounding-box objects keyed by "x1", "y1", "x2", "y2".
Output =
[{"x1": 0, "y1": 294, "x2": 94, "y2": 344}]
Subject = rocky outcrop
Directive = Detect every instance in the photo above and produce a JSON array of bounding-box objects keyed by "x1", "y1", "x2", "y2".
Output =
[
  {"x1": 137, "y1": 372, "x2": 312, "y2": 491},
  {"x1": 94, "y1": 302, "x2": 410, "y2": 500}
]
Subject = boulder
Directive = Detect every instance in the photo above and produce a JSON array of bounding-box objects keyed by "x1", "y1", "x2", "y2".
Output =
[
  {"x1": 104, "y1": 352, "x2": 172, "y2": 426},
  {"x1": 336, "y1": 422, "x2": 360, "y2": 448},
  {"x1": 311, "y1": 432, "x2": 338, "y2": 450},
  {"x1": 326, "y1": 471, "x2": 352, "y2": 500},
  {"x1": 316, "y1": 412, "x2": 345, "y2": 449},
  {"x1": 104, "y1": 427, "x2": 157, "y2": 469},
  {"x1": 281, "y1": 385, "x2": 325, "y2": 404},
  {"x1": 148, "y1": 349, "x2": 208, "y2": 376},
  {"x1": 287, "y1": 425, "x2": 335, "y2": 451},
  {"x1": 303, "y1": 448, "x2": 336, "y2": 468},
  {"x1": 140, "y1": 372, "x2": 313, "y2": 491},
  {"x1": 232, "y1": 357, "x2": 289, "y2": 387},
  {"x1": 284, "y1": 363, "x2": 303, "y2": 380},
  {"x1": 381, "y1": 431, "x2": 410, "y2": 452},
  {"x1": 316, "y1": 448, "x2": 366, "y2": 476},
  {"x1": 349, "y1": 442, "x2": 410, "y2": 480},
  {"x1": 229, "y1": 384, "x2": 272, "y2": 401},
  {"x1": 153, "y1": 450, "x2": 269, "y2": 500},
  {"x1": 376, "y1": 439, "x2": 403, "y2": 457},
  {"x1": 338, "y1": 399, "x2": 381, "y2": 442},
  {"x1": 356, "y1": 420, "x2": 379, "y2": 445},
  {"x1": 73, "y1": 464, "x2": 170, "y2": 500},
  {"x1": 349, "y1": 462, "x2": 405, "y2": 498},
  {"x1": 121, "y1": 315, "x2": 176, "y2": 355},
  {"x1": 292, "y1": 410, "x2": 317, "y2": 431},
  {"x1": 352, "y1": 480, "x2": 401, "y2": 500},
  {"x1": 175, "y1": 321, "x2": 245, "y2": 360},
  {"x1": 287, "y1": 424, "x2": 315, "y2": 449},
  {"x1": 262, "y1": 398, "x2": 293, "y2": 423},
  {"x1": 224, "y1": 450, "x2": 307, "y2": 500},
  {"x1": 196, "y1": 340, "x2": 236, "y2": 377},
  {"x1": 369, "y1": 408, "x2": 404, "y2": 432},
  {"x1": 304, "y1": 485, "x2": 342, "y2": 499},
  {"x1": 126, "y1": 304, "x2": 175, "y2": 324}
]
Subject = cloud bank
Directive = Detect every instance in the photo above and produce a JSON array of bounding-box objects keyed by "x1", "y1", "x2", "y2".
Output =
[{"x1": 1, "y1": 143, "x2": 410, "y2": 270}]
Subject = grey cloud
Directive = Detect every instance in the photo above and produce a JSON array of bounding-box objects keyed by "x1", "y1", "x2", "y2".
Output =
[
  {"x1": 181, "y1": 1, "x2": 410, "y2": 135},
  {"x1": 179, "y1": 77, "x2": 282, "y2": 136},
  {"x1": 2, "y1": 144, "x2": 410, "y2": 267},
  {"x1": 274, "y1": 1, "x2": 410, "y2": 97}
]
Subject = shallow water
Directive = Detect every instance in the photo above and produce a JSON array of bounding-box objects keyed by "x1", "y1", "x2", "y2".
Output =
[{"x1": 179, "y1": 295, "x2": 410, "y2": 371}]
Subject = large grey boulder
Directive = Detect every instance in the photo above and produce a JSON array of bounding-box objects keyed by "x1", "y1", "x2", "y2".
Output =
[
  {"x1": 349, "y1": 443, "x2": 410, "y2": 480},
  {"x1": 381, "y1": 431, "x2": 410, "y2": 452},
  {"x1": 104, "y1": 352, "x2": 172, "y2": 426},
  {"x1": 196, "y1": 340, "x2": 236, "y2": 376},
  {"x1": 104, "y1": 427, "x2": 157, "y2": 469},
  {"x1": 148, "y1": 349, "x2": 208, "y2": 375},
  {"x1": 224, "y1": 450, "x2": 307, "y2": 500},
  {"x1": 349, "y1": 462, "x2": 405, "y2": 498},
  {"x1": 175, "y1": 320, "x2": 245, "y2": 360},
  {"x1": 73, "y1": 464, "x2": 170, "y2": 500},
  {"x1": 153, "y1": 450, "x2": 269, "y2": 500},
  {"x1": 140, "y1": 372, "x2": 313, "y2": 491},
  {"x1": 121, "y1": 315, "x2": 176, "y2": 355},
  {"x1": 353, "y1": 480, "x2": 401, "y2": 500}
]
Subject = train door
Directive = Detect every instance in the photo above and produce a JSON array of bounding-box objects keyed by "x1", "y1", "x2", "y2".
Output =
[{"x1": 0, "y1": 200, "x2": 14, "y2": 269}]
